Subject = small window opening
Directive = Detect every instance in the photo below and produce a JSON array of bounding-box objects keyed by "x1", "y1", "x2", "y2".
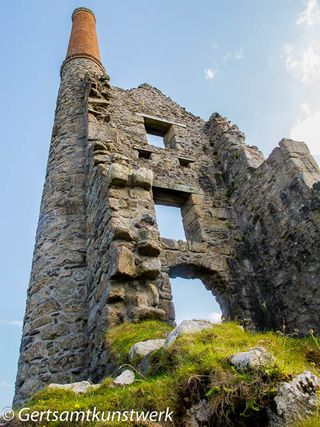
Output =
[
  {"x1": 170, "y1": 277, "x2": 222, "y2": 324},
  {"x1": 146, "y1": 132, "x2": 164, "y2": 147},
  {"x1": 137, "y1": 148, "x2": 151, "y2": 159},
  {"x1": 155, "y1": 205, "x2": 186, "y2": 240},
  {"x1": 178, "y1": 158, "x2": 193, "y2": 168},
  {"x1": 144, "y1": 117, "x2": 171, "y2": 148}
]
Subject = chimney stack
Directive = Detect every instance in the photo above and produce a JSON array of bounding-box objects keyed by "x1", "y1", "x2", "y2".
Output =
[{"x1": 63, "y1": 7, "x2": 103, "y2": 69}]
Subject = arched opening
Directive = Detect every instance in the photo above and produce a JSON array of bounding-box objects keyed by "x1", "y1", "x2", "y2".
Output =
[
  {"x1": 170, "y1": 277, "x2": 222, "y2": 324},
  {"x1": 168, "y1": 264, "x2": 228, "y2": 325}
]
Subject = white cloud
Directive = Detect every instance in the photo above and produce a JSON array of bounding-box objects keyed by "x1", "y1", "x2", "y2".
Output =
[
  {"x1": 0, "y1": 320, "x2": 23, "y2": 327},
  {"x1": 208, "y1": 312, "x2": 222, "y2": 323},
  {"x1": 283, "y1": 43, "x2": 320, "y2": 84},
  {"x1": 290, "y1": 103, "x2": 320, "y2": 159},
  {"x1": 204, "y1": 68, "x2": 217, "y2": 80},
  {"x1": 297, "y1": 0, "x2": 320, "y2": 27},
  {"x1": 223, "y1": 47, "x2": 244, "y2": 62},
  {"x1": 283, "y1": 0, "x2": 320, "y2": 84}
]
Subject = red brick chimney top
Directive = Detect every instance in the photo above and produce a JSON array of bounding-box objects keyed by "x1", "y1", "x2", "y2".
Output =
[{"x1": 62, "y1": 7, "x2": 104, "y2": 72}]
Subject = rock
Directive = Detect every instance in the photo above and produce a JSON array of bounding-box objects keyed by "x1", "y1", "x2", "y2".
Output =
[
  {"x1": 268, "y1": 371, "x2": 320, "y2": 426},
  {"x1": 107, "y1": 286, "x2": 126, "y2": 303},
  {"x1": 128, "y1": 339, "x2": 165, "y2": 361},
  {"x1": 137, "y1": 259, "x2": 161, "y2": 279},
  {"x1": 132, "y1": 168, "x2": 153, "y2": 190},
  {"x1": 137, "y1": 240, "x2": 161, "y2": 256},
  {"x1": 148, "y1": 283, "x2": 160, "y2": 306},
  {"x1": 138, "y1": 352, "x2": 154, "y2": 377},
  {"x1": 164, "y1": 320, "x2": 213, "y2": 348},
  {"x1": 113, "y1": 369, "x2": 135, "y2": 386},
  {"x1": 230, "y1": 347, "x2": 274, "y2": 370},
  {"x1": 182, "y1": 400, "x2": 212, "y2": 427},
  {"x1": 108, "y1": 163, "x2": 129, "y2": 186},
  {"x1": 110, "y1": 246, "x2": 136, "y2": 278},
  {"x1": 129, "y1": 305, "x2": 165, "y2": 321},
  {"x1": 48, "y1": 381, "x2": 99, "y2": 394}
]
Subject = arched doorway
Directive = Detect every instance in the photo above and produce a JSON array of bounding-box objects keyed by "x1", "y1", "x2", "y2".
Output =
[
  {"x1": 170, "y1": 277, "x2": 222, "y2": 324},
  {"x1": 167, "y1": 263, "x2": 229, "y2": 325}
]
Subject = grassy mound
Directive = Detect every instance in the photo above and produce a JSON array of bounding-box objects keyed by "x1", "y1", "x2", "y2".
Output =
[
  {"x1": 25, "y1": 321, "x2": 320, "y2": 426},
  {"x1": 105, "y1": 320, "x2": 173, "y2": 365}
]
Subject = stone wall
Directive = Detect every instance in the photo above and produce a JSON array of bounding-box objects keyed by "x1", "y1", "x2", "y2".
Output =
[
  {"x1": 15, "y1": 59, "x2": 320, "y2": 406},
  {"x1": 14, "y1": 58, "x2": 105, "y2": 406},
  {"x1": 83, "y1": 80, "x2": 247, "y2": 380},
  {"x1": 206, "y1": 114, "x2": 320, "y2": 334}
]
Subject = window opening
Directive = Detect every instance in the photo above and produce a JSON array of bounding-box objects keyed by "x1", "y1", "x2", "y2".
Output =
[
  {"x1": 170, "y1": 277, "x2": 222, "y2": 324},
  {"x1": 178, "y1": 157, "x2": 193, "y2": 168},
  {"x1": 144, "y1": 116, "x2": 171, "y2": 148},
  {"x1": 146, "y1": 132, "x2": 164, "y2": 147},
  {"x1": 155, "y1": 204, "x2": 186, "y2": 240},
  {"x1": 137, "y1": 148, "x2": 152, "y2": 159}
]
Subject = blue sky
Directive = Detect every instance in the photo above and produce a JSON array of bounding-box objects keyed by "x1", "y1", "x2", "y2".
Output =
[{"x1": 1, "y1": 0, "x2": 320, "y2": 410}]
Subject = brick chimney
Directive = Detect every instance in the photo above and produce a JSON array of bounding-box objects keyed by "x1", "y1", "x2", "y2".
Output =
[{"x1": 63, "y1": 7, "x2": 103, "y2": 69}]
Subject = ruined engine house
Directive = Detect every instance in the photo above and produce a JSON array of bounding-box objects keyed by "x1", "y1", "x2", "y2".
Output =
[{"x1": 14, "y1": 8, "x2": 320, "y2": 405}]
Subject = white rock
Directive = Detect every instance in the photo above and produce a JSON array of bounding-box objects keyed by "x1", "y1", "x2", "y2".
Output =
[
  {"x1": 269, "y1": 371, "x2": 320, "y2": 426},
  {"x1": 113, "y1": 369, "x2": 135, "y2": 386},
  {"x1": 129, "y1": 339, "x2": 165, "y2": 361},
  {"x1": 183, "y1": 400, "x2": 212, "y2": 427},
  {"x1": 48, "y1": 381, "x2": 99, "y2": 394},
  {"x1": 164, "y1": 320, "x2": 213, "y2": 348},
  {"x1": 230, "y1": 347, "x2": 274, "y2": 370}
]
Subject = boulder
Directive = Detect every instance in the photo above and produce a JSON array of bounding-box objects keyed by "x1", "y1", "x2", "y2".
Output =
[
  {"x1": 113, "y1": 369, "x2": 135, "y2": 386},
  {"x1": 269, "y1": 371, "x2": 320, "y2": 426},
  {"x1": 230, "y1": 347, "x2": 274, "y2": 371},
  {"x1": 164, "y1": 320, "x2": 213, "y2": 348},
  {"x1": 48, "y1": 381, "x2": 99, "y2": 394},
  {"x1": 129, "y1": 339, "x2": 165, "y2": 361}
]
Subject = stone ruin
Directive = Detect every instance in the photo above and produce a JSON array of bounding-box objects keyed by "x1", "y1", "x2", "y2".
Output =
[{"x1": 14, "y1": 7, "x2": 320, "y2": 406}]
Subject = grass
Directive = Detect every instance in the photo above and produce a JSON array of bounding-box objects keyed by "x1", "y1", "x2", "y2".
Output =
[
  {"x1": 294, "y1": 416, "x2": 320, "y2": 427},
  {"x1": 105, "y1": 320, "x2": 173, "y2": 365},
  {"x1": 23, "y1": 321, "x2": 320, "y2": 426}
]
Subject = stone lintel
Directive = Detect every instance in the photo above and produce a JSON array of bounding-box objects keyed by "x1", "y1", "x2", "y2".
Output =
[
  {"x1": 153, "y1": 181, "x2": 203, "y2": 195},
  {"x1": 136, "y1": 113, "x2": 187, "y2": 128}
]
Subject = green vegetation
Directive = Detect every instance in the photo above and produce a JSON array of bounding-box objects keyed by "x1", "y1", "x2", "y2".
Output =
[
  {"x1": 25, "y1": 321, "x2": 320, "y2": 426},
  {"x1": 105, "y1": 320, "x2": 173, "y2": 365},
  {"x1": 294, "y1": 416, "x2": 320, "y2": 427}
]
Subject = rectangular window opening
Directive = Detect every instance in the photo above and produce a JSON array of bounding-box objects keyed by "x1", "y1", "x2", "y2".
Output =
[
  {"x1": 178, "y1": 157, "x2": 193, "y2": 168},
  {"x1": 155, "y1": 204, "x2": 186, "y2": 240},
  {"x1": 153, "y1": 188, "x2": 189, "y2": 241},
  {"x1": 137, "y1": 148, "x2": 152, "y2": 159},
  {"x1": 144, "y1": 117, "x2": 171, "y2": 148},
  {"x1": 146, "y1": 132, "x2": 165, "y2": 147}
]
